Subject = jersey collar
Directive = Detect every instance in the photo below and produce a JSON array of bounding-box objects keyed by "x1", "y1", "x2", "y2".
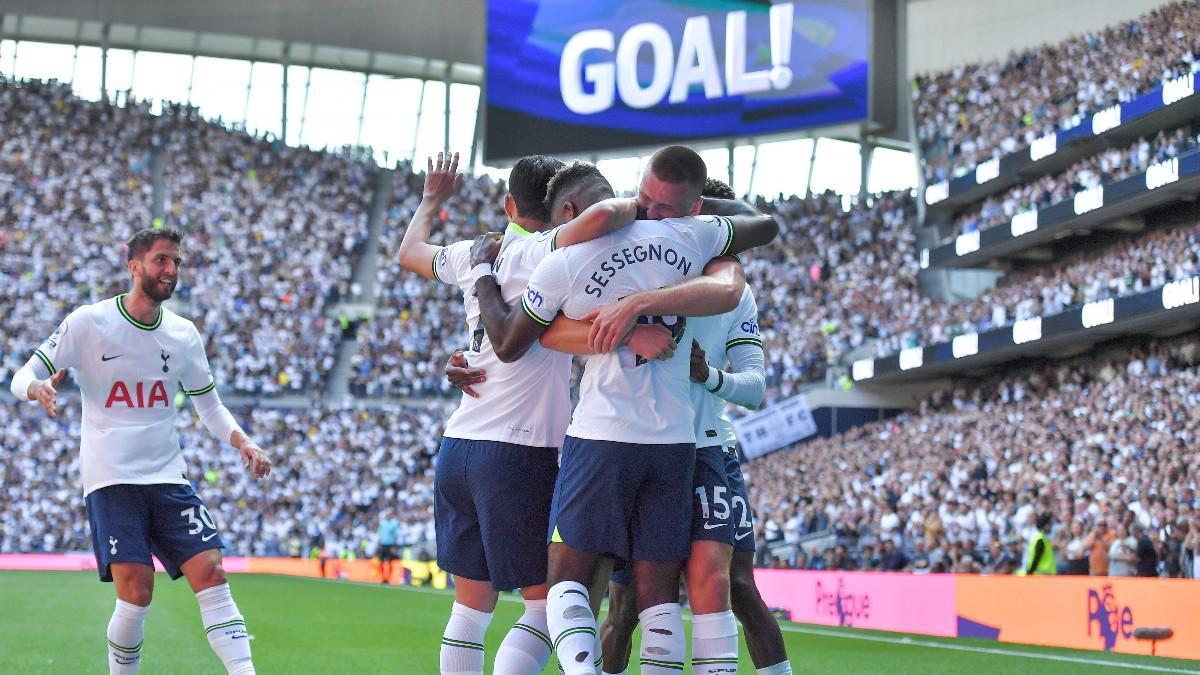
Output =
[
  {"x1": 116, "y1": 293, "x2": 162, "y2": 331},
  {"x1": 506, "y1": 222, "x2": 534, "y2": 238}
]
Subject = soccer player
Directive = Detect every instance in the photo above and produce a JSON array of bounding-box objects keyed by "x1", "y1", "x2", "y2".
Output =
[
  {"x1": 8, "y1": 228, "x2": 271, "y2": 675},
  {"x1": 599, "y1": 179, "x2": 792, "y2": 675},
  {"x1": 394, "y1": 152, "x2": 673, "y2": 675},
  {"x1": 471, "y1": 147, "x2": 779, "y2": 675},
  {"x1": 378, "y1": 509, "x2": 401, "y2": 583}
]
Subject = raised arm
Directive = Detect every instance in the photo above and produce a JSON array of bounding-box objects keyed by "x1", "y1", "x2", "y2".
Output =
[{"x1": 397, "y1": 152, "x2": 463, "y2": 280}]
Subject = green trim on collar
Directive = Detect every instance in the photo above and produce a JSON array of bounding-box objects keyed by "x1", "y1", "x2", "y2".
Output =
[
  {"x1": 506, "y1": 222, "x2": 534, "y2": 237},
  {"x1": 116, "y1": 294, "x2": 162, "y2": 331}
]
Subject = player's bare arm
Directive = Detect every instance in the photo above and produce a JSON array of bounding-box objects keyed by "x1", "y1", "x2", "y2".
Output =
[
  {"x1": 551, "y1": 196, "x2": 639, "y2": 248},
  {"x1": 690, "y1": 338, "x2": 766, "y2": 410},
  {"x1": 470, "y1": 234, "x2": 551, "y2": 362},
  {"x1": 397, "y1": 151, "x2": 464, "y2": 279},
  {"x1": 582, "y1": 256, "x2": 747, "y2": 352},
  {"x1": 539, "y1": 315, "x2": 677, "y2": 361}
]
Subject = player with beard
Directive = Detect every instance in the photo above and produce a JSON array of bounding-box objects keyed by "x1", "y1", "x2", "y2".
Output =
[{"x1": 9, "y1": 228, "x2": 271, "y2": 675}]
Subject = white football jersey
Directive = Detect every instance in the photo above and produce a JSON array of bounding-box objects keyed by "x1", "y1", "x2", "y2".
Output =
[
  {"x1": 432, "y1": 223, "x2": 573, "y2": 447},
  {"x1": 690, "y1": 285, "x2": 762, "y2": 448},
  {"x1": 522, "y1": 216, "x2": 735, "y2": 444},
  {"x1": 29, "y1": 295, "x2": 220, "y2": 496}
]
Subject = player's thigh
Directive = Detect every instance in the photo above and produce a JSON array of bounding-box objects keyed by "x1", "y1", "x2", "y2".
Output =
[
  {"x1": 434, "y1": 438, "x2": 489, "y2": 581},
  {"x1": 86, "y1": 484, "x2": 155, "y2": 586},
  {"x1": 146, "y1": 483, "x2": 223, "y2": 582},
  {"x1": 110, "y1": 562, "x2": 156, "y2": 606},
  {"x1": 630, "y1": 558, "x2": 685, "y2": 611},
  {"x1": 723, "y1": 450, "x2": 757, "y2": 554},
  {"x1": 473, "y1": 442, "x2": 558, "y2": 591},
  {"x1": 549, "y1": 437, "x2": 641, "y2": 562},
  {"x1": 180, "y1": 548, "x2": 227, "y2": 593},
  {"x1": 692, "y1": 446, "x2": 735, "y2": 548},
  {"x1": 630, "y1": 443, "x2": 695, "y2": 564}
]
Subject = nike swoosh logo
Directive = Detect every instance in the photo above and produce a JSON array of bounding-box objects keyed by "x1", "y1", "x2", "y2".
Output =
[
  {"x1": 201, "y1": 532, "x2": 218, "y2": 542},
  {"x1": 101, "y1": 354, "x2": 122, "y2": 361},
  {"x1": 735, "y1": 531, "x2": 752, "y2": 541},
  {"x1": 703, "y1": 522, "x2": 727, "y2": 530}
]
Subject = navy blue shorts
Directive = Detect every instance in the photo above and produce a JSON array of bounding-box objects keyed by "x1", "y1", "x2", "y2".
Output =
[
  {"x1": 724, "y1": 448, "x2": 756, "y2": 553},
  {"x1": 435, "y1": 437, "x2": 558, "y2": 591},
  {"x1": 549, "y1": 436, "x2": 694, "y2": 562},
  {"x1": 85, "y1": 483, "x2": 224, "y2": 582},
  {"x1": 692, "y1": 445, "x2": 735, "y2": 546}
]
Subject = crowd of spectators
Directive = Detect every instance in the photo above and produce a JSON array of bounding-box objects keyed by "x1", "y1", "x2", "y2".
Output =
[
  {"x1": 0, "y1": 77, "x2": 379, "y2": 398},
  {"x1": 0, "y1": 78, "x2": 155, "y2": 394},
  {"x1": 348, "y1": 164, "x2": 507, "y2": 398},
  {"x1": 954, "y1": 125, "x2": 1199, "y2": 238},
  {"x1": 747, "y1": 333, "x2": 1200, "y2": 578},
  {"x1": 158, "y1": 102, "x2": 377, "y2": 396},
  {"x1": 0, "y1": 398, "x2": 449, "y2": 559},
  {"x1": 914, "y1": 1, "x2": 1200, "y2": 183}
]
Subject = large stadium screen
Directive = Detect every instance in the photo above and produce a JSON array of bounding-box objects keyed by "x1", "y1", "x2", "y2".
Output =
[{"x1": 485, "y1": 0, "x2": 871, "y2": 162}]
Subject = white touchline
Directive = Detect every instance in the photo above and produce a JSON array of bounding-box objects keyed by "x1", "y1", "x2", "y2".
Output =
[{"x1": 777, "y1": 625, "x2": 1200, "y2": 674}]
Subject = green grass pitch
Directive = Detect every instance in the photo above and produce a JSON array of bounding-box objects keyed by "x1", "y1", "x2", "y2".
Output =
[{"x1": 3, "y1": 571, "x2": 1197, "y2": 673}]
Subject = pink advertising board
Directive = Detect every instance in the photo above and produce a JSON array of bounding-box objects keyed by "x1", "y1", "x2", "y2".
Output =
[{"x1": 753, "y1": 569, "x2": 958, "y2": 637}]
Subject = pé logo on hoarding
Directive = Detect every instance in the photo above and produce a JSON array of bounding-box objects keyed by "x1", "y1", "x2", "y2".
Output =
[
  {"x1": 560, "y1": 3, "x2": 795, "y2": 114},
  {"x1": 1087, "y1": 583, "x2": 1134, "y2": 651}
]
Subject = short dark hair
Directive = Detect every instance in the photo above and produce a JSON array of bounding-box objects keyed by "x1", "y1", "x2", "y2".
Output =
[
  {"x1": 702, "y1": 177, "x2": 736, "y2": 199},
  {"x1": 648, "y1": 145, "x2": 707, "y2": 188},
  {"x1": 508, "y1": 155, "x2": 565, "y2": 224},
  {"x1": 126, "y1": 228, "x2": 183, "y2": 262},
  {"x1": 1036, "y1": 512, "x2": 1053, "y2": 531},
  {"x1": 544, "y1": 162, "x2": 615, "y2": 215}
]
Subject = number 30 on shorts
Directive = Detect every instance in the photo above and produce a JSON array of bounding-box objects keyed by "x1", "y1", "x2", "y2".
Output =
[{"x1": 181, "y1": 506, "x2": 217, "y2": 535}]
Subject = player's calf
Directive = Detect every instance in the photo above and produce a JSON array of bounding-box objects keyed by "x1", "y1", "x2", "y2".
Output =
[
  {"x1": 730, "y1": 551, "x2": 790, "y2": 674},
  {"x1": 107, "y1": 598, "x2": 149, "y2": 674},
  {"x1": 599, "y1": 576, "x2": 638, "y2": 675}
]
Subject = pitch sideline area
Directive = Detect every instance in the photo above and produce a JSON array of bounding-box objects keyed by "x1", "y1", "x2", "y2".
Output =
[{"x1": 2, "y1": 570, "x2": 1197, "y2": 674}]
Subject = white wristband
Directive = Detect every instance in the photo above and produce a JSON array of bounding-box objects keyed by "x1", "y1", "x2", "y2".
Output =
[
  {"x1": 704, "y1": 366, "x2": 722, "y2": 392},
  {"x1": 471, "y1": 263, "x2": 494, "y2": 284}
]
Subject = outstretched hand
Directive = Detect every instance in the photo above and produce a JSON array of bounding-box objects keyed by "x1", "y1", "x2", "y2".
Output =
[
  {"x1": 240, "y1": 441, "x2": 272, "y2": 479},
  {"x1": 29, "y1": 369, "x2": 67, "y2": 418},
  {"x1": 423, "y1": 151, "x2": 463, "y2": 203}
]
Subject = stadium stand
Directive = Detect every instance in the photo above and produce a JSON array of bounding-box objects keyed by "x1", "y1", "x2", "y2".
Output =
[
  {"x1": 914, "y1": 0, "x2": 1200, "y2": 183},
  {"x1": 746, "y1": 331, "x2": 1200, "y2": 577}
]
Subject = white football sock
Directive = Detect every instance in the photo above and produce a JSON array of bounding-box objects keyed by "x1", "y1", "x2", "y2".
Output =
[
  {"x1": 196, "y1": 584, "x2": 254, "y2": 675},
  {"x1": 692, "y1": 610, "x2": 739, "y2": 674},
  {"x1": 440, "y1": 601, "x2": 493, "y2": 675},
  {"x1": 757, "y1": 661, "x2": 794, "y2": 675},
  {"x1": 494, "y1": 598, "x2": 552, "y2": 675},
  {"x1": 638, "y1": 603, "x2": 685, "y2": 674},
  {"x1": 107, "y1": 598, "x2": 149, "y2": 674},
  {"x1": 546, "y1": 581, "x2": 597, "y2": 675}
]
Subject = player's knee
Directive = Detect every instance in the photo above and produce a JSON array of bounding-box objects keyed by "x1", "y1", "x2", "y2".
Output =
[{"x1": 197, "y1": 560, "x2": 228, "y2": 590}]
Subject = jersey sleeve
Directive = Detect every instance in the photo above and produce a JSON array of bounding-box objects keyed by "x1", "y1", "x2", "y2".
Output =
[
  {"x1": 180, "y1": 324, "x2": 218, "y2": 397},
  {"x1": 31, "y1": 308, "x2": 89, "y2": 377},
  {"x1": 520, "y1": 252, "x2": 570, "y2": 326},
  {"x1": 431, "y1": 239, "x2": 473, "y2": 287},
  {"x1": 691, "y1": 215, "x2": 735, "y2": 261},
  {"x1": 724, "y1": 289, "x2": 763, "y2": 352},
  {"x1": 528, "y1": 226, "x2": 563, "y2": 260}
]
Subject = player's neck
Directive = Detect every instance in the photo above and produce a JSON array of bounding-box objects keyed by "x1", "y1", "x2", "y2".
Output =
[
  {"x1": 122, "y1": 288, "x2": 162, "y2": 325},
  {"x1": 509, "y1": 216, "x2": 549, "y2": 234}
]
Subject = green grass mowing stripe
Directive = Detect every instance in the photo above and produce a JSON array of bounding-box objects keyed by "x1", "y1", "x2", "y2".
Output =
[{"x1": 4, "y1": 571, "x2": 1199, "y2": 674}]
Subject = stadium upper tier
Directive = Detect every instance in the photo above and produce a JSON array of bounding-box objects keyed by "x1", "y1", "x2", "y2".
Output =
[
  {"x1": 914, "y1": 0, "x2": 1200, "y2": 188},
  {"x1": 3, "y1": 74, "x2": 1200, "y2": 398}
]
